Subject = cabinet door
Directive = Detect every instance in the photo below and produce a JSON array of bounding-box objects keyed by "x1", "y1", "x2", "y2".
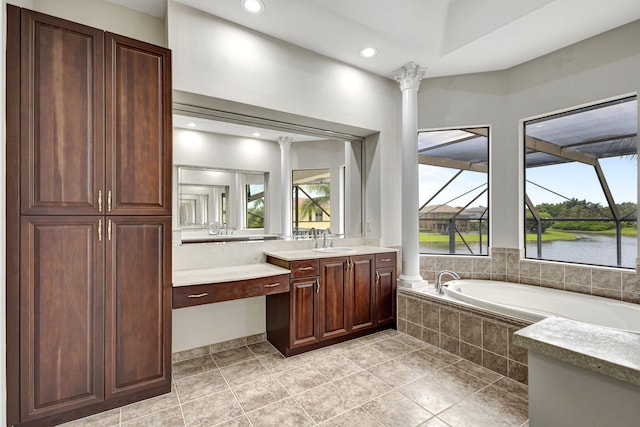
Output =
[
  {"x1": 105, "y1": 34, "x2": 171, "y2": 215},
  {"x1": 290, "y1": 277, "x2": 320, "y2": 348},
  {"x1": 20, "y1": 216, "x2": 104, "y2": 421},
  {"x1": 105, "y1": 216, "x2": 171, "y2": 399},
  {"x1": 351, "y1": 255, "x2": 375, "y2": 331},
  {"x1": 376, "y1": 267, "x2": 397, "y2": 325},
  {"x1": 20, "y1": 10, "x2": 104, "y2": 215},
  {"x1": 319, "y1": 258, "x2": 349, "y2": 340}
]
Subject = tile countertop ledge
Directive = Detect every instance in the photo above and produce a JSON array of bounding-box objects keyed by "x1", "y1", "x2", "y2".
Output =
[
  {"x1": 264, "y1": 245, "x2": 398, "y2": 261},
  {"x1": 172, "y1": 263, "x2": 291, "y2": 287},
  {"x1": 514, "y1": 317, "x2": 640, "y2": 387}
]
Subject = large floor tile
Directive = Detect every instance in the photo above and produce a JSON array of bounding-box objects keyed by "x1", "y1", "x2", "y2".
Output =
[
  {"x1": 275, "y1": 365, "x2": 329, "y2": 395},
  {"x1": 452, "y1": 359, "x2": 502, "y2": 383},
  {"x1": 212, "y1": 346, "x2": 256, "y2": 367},
  {"x1": 312, "y1": 353, "x2": 363, "y2": 380},
  {"x1": 369, "y1": 338, "x2": 415, "y2": 359},
  {"x1": 175, "y1": 368, "x2": 228, "y2": 403},
  {"x1": 367, "y1": 359, "x2": 425, "y2": 389},
  {"x1": 343, "y1": 345, "x2": 390, "y2": 369},
  {"x1": 246, "y1": 397, "x2": 315, "y2": 427},
  {"x1": 320, "y1": 407, "x2": 383, "y2": 427},
  {"x1": 215, "y1": 415, "x2": 253, "y2": 427},
  {"x1": 438, "y1": 385, "x2": 528, "y2": 427},
  {"x1": 395, "y1": 350, "x2": 449, "y2": 378},
  {"x1": 399, "y1": 366, "x2": 488, "y2": 414},
  {"x1": 219, "y1": 358, "x2": 270, "y2": 386},
  {"x1": 332, "y1": 371, "x2": 392, "y2": 404},
  {"x1": 294, "y1": 382, "x2": 358, "y2": 423},
  {"x1": 363, "y1": 391, "x2": 433, "y2": 427},
  {"x1": 173, "y1": 355, "x2": 218, "y2": 379},
  {"x1": 181, "y1": 389, "x2": 244, "y2": 426},
  {"x1": 248, "y1": 341, "x2": 279, "y2": 356},
  {"x1": 121, "y1": 406, "x2": 185, "y2": 427},
  {"x1": 258, "y1": 352, "x2": 308, "y2": 374},
  {"x1": 120, "y1": 390, "x2": 180, "y2": 423},
  {"x1": 232, "y1": 376, "x2": 290, "y2": 412}
]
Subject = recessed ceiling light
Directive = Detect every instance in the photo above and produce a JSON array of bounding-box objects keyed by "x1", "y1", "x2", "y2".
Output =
[
  {"x1": 186, "y1": 122, "x2": 197, "y2": 128},
  {"x1": 359, "y1": 47, "x2": 377, "y2": 58},
  {"x1": 253, "y1": 132, "x2": 261, "y2": 137},
  {"x1": 241, "y1": 0, "x2": 264, "y2": 14}
]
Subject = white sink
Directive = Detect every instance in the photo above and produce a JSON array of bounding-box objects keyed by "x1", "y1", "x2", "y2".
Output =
[{"x1": 313, "y1": 247, "x2": 357, "y2": 253}]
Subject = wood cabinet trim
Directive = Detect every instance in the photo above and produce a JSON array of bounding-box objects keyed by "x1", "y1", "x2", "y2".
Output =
[{"x1": 172, "y1": 274, "x2": 290, "y2": 308}]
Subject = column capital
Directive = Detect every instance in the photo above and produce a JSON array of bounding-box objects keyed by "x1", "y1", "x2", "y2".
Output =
[
  {"x1": 393, "y1": 62, "x2": 427, "y2": 92},
  {"x1": 277, "y1": 136, "x2": 293, "y2": 151}
]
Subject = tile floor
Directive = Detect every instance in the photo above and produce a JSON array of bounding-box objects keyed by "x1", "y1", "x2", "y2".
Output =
[{"x1": 63, "y1": 329, "x2": 529, "y2": 427}]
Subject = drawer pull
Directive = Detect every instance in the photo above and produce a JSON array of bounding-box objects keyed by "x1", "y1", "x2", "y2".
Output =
[
  {"x1": 188, "y1": 293, "x2": 208, "y2": 298},
  {"x1": 264, "y1": 283, "x2": 280, "y2": 288},
  {"x1": 381, "y1": 258, "x2": 391, "y2": 262},
  {"x1": 298, "y1": 266, "x2": 314, "y2": 271}
]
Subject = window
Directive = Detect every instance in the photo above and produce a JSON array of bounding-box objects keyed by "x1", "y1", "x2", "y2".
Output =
[
  {"x1": 246, "y1": 183, "x2": 264, "y2": 228},
  {"x1": 418, "y1": 127, "x2": 489, "y2": 255},
  {"x1": 292, "y1": 168, "x2": 331, "y2": 235},
  {"x1": 524, "y1": 96, "x2": 637, "y2": 268}
]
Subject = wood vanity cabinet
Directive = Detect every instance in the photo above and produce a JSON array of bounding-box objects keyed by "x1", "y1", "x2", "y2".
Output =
[
  {"x1": 7, "y1": 6, "x2": 172, "y2": 426},
  {"x1": 266, "y1": 252, "x2": 396, "y2": 356}
]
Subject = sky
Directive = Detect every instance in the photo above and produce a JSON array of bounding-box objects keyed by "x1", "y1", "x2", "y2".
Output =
[{"x1": 419, "y1": 156, "x2": 637, "y2": 210}]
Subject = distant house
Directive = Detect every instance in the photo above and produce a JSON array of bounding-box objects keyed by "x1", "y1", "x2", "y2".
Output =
[{"x1": 419, "y1": 205, "x2": 487, "y2": 233}]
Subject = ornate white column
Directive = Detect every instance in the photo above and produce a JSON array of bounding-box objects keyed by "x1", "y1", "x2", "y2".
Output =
[
  {"x1": 394, "y1": 62, "x2": 427, "y2": 288},
  {"x1": 278, "y1": 137, "x2": 293, "y2": 239}
]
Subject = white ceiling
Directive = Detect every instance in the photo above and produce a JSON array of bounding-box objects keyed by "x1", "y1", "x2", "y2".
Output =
[{"x1": 107, "y1": 0, "x2": 640, "y2": 78}]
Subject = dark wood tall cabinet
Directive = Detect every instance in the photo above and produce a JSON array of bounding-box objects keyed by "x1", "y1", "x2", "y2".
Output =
[{"x1": 6, "y1": 6, "x2": 172, "y2": 426}]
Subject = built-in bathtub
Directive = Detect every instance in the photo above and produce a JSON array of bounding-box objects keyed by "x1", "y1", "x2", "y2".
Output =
[
  {"x1": 397, "y1": 278, "x2": 640, "y2": 383},
  {"x1": 443, "y1": 279, "x2": 640, "y2": 334}
]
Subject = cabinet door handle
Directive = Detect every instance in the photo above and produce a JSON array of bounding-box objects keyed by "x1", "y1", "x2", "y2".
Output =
[
  {"x1": 188, "y1": 293, "x2": 208, "y2": 298},
  {"x1": 381, "y1": 258, "x2": 391, "y2": 262},
  {"x1": 98, "y1": 219, "x2": 102, "y2": 241},
  {"x1": 376, "y1": 272, "x2": 380, "y2": 284},
  {"x1": 107, "y1": 219, "x2": 112, "y2": 241},
  {"x1": 298, "y1": 266, "x2": 314, "y2": 271},
  {"x1": 264, "y1": 283, "x2": 280, "y2": 288},
  {"x1": 316, "y1": 279, "x2": 320, "y2": 294},
  {"x1": 98, "y1": 190, "x2": 103, "y2": 212},
  {"x1": 107, "y1": 190, "x2": 112, "y2": 212}
]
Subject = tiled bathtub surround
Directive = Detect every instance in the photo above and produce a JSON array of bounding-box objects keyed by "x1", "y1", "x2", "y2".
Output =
[
  {"x1": 63, "y1": 330, "x2": 529, "y2": 426},
  {"x1": 420, "y1": 247, "x2": 640, "y2": 305},
  {"x1": 397, "y1": 290, "x2": 531, "y2": 384}
]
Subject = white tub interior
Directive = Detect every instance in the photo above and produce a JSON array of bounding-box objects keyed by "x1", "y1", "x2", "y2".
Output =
[{"x1": 442, "y1": 279, "x2": 640, "y2": 334}]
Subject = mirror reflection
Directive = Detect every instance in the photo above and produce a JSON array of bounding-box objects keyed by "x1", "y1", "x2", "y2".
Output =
[{"x1": 173, "y1": 112, "x2": 364, "y2": 244}]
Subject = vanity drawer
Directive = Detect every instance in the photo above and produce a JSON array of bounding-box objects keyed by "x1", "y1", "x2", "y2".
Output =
[
  {"x1": 172, "y1": 274, "x2": 290, "y2": 308},
  {"x1": 289, "y1": 259, "x2": 319, "y2": 278},
  {"x1": 375, "y1": 253, "x2": 396, "y2": 268}
]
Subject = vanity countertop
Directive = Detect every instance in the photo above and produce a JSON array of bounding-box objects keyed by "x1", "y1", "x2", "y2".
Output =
[
  {"x1": 514, "y1": 316, "x2": 640, "y2": 387},
  {"x1": 172, "y1": 263, "x2": 291, "y2": 287},
  {"x1": 265, "y1": 245, "x2": 398, "y2": 261}
]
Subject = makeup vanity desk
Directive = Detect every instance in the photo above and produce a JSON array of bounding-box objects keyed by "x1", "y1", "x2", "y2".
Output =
[{"x1": 172, "y1": 263, "x2": 291, "y2": 308}]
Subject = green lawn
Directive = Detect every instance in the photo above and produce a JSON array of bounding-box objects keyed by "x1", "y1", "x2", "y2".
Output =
[
  {"x1": 420, "y1": 227, "x2": 637, "y2": 244},
  {"x1": 420, "y1": 229, "x2": 578, "y2": 243}
]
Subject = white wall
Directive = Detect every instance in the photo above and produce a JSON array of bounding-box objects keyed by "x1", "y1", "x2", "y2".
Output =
[{"x1": 418, "y1": 19, "x2": 640, "y2": 250}]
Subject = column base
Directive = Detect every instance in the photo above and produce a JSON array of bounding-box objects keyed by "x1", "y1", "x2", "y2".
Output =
[{"x1": 397, "y1": 274, "x2": 428, "y2": 289}]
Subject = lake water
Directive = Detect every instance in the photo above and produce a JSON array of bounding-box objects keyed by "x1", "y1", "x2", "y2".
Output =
[{"x1": 421, "y1": 233, "x2": 637, "y2": 268}]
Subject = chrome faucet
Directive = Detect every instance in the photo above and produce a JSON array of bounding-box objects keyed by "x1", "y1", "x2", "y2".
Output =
[
  {"x1": 310, "y1": 227, "x2": 318, "y2": 248},
  {"x1": 322, "y1": 228, "x2": 332, "y2": 248},
  {"x1": 435, "y1": 270, "x2": 460, "y2": 295}
]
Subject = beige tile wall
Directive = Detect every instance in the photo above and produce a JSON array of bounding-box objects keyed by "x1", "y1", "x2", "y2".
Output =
[
  {"x1": 397, "y1": 292, "x2": 531, "y2": 384},
  {"x1": 418, "y1": 247, "x2": 640, "y2": 305}
]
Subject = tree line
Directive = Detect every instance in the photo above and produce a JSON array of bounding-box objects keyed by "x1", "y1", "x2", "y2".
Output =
[{"x1": 526, "y1": 198, "x2": 637, "y2": 233}]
